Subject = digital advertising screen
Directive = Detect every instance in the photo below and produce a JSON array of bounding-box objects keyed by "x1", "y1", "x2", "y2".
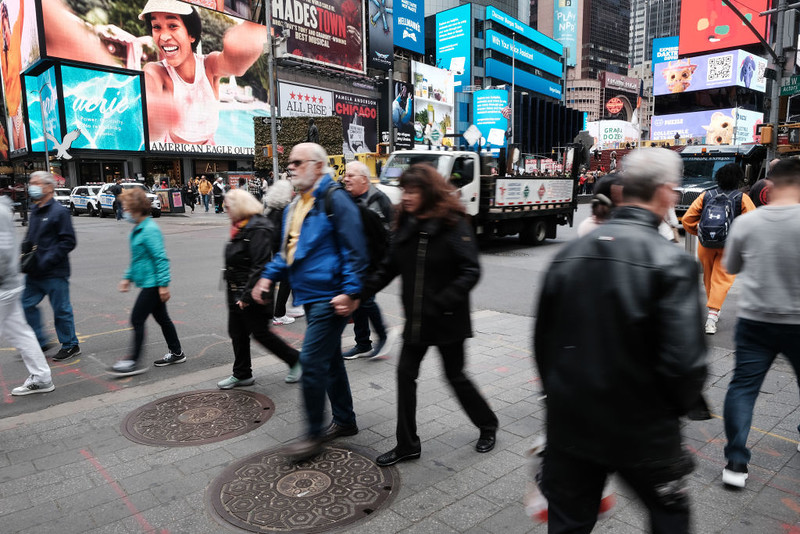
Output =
[
  {"x1": 484, "y1": 58, "x2": 562, "y2": 100},
  {"x1": 392, "y1": 81, "x2": 414, "y2": 150},
  {"x1": 436, "y1": 4, "x2": 471, "y2": 92},
  {"x1": 586, "y1": 120, "x2": 641, "y2": 150},
  {"x1": 25, "y1": 66, "x2": 63, "y2": 154},
  {"x1": 473, "y1": 89, "x2": 508, "y2": 150},
  {"x1": 652, "y1": 36, "x2": 679, "y2": 71},
  {"x1": 650, "y1": 108, "x2": 764, "y2": 144},
  {"x1": 553, "y1": 0, "x2": 578, "y2": 67},
  {"x1": 43, "y1": 0, "x2": 270, "y2": 155},
  {"x1": 654, "y1": 50, "x2": 768, "y2": 96},
  {"x1": 368, "y1": 0, "x2": 393, "y2": 70},
  {"x1": 184, "y1": 0, "x2": 250, "y2": 19},
  {"x1": 485, "y1": 7, "x2": 562, "y2": 56},
  {"x1": 61, "y1": 65, "x2": 145, "y2": 151},
  {"x1": 277, "y1": 82, "x2": 378, "y2": 158},
  {"x1": 272, "y1": 0, "x2": 365, "y2": 74},
  {"x1": 412, "y1": 61, "x2": 454, "y2": 147},
  {"x1": 679, "y1": 0, "x2": 768, "y2": 56},
  {"x1": 0, "y1": 0, "x2": 40, "y2": 155},
  {"x1": 394, "y1": 0, "x2": 424, "y2": 54},
  {"x1": 485, "y1": 30, "x2": 562, "y2": 78}
]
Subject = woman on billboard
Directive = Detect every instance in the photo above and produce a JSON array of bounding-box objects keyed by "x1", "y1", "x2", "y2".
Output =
[{"x1": 43, "y1": 0, "x2": 267, "y2": 146}]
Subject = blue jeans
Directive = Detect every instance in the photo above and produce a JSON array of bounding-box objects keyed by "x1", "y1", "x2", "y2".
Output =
[
  {"x1": 202, "y1": 194, "x2": 210, "y2": 211},
  {"x1": 114, "y1": 199, "x2": 123, "y2": 220},
  {"x1": 723, "y1": 318, "x2": 800, "y2": 465},
  {"x1": 352, "y1": 296, "x2": 386, "y2": 348},
  {"x1": 22, "y1": 276, "x2": 79, "y2": 349},
  {"x1": 301, "y1": 301, "x2": 356, "y2": 438}
]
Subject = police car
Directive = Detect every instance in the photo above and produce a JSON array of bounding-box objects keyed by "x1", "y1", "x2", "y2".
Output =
[
  {"x1": 54, "y1": 188, "x2": 71, "y2": 208},
  {"x1": 69, "y1": 185, "x2": 101, "y2": 216},
  {"x1": 97, "y1": 182, "x2": 161, "y2": 218}
]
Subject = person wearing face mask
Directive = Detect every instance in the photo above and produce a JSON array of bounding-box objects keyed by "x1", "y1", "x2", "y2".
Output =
[
  {"x1": 21, "y1": 171, "x2": 80, "y2": 362},
  {"x1": 251, "y1": 143, "x2": 368, "y2": 461},
  {"x1": 112, "y1": 188, "x2": 185, "y2": 377}
]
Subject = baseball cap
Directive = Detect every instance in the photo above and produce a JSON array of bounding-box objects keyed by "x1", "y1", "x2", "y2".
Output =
[{"x1": 138, "y1": 0, "x2": 195, "y2": 20}]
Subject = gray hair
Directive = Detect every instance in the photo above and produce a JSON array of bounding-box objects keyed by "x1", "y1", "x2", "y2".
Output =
[
  {"x1": 30, "y1": 171, "x2": 55, "y2": 187},
  {"x1": 346, "y1": 160, "x2": 370, "y2": 179},
  {"x1": 265, "y1": 179, "x2": 294, "y2": 211},
  {"x1": 620, "y1": 148, "x2": 683, "y2": 202},
  {"x1": 295, "y1": 142, "x2": 332, "y2": 175}
]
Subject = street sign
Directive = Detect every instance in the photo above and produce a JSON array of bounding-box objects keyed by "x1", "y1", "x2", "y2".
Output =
[{"x1": 781, "y1": 76, "x2": 800, "y2": 96}]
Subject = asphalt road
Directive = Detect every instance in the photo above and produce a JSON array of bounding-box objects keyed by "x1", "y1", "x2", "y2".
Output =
[{"x1": 1, "y1": 202, "x2": 737, "y2": 418}]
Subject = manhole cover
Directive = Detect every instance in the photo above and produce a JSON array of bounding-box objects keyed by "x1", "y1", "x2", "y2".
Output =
[
  {"x1": 121, "y1": 390, "x2": 274, "y2": 446},
  {"x1": 207, "y1": 446, "x2": 398, "y2": 533}
]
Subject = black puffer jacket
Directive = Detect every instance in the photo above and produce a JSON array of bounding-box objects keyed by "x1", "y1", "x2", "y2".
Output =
[
  {"x1": 366, "y1": 215, "x2": 480, "y2": 345},
  {"x1": 224, "y1": 215, "x2": 274, "y2": 306},
  {"x1": 534, "y1": 206, "x2": 707, "y2": 466}
]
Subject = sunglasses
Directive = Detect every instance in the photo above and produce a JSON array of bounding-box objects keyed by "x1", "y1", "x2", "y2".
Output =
[{"x1": 287, "y1": 159, "x2": 318, "y2": 168}]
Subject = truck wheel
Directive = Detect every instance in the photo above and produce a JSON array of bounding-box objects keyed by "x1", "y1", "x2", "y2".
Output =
[
  {"x1": 520, "y1": 220, "x2": 547, "y2": 246},
  {"x1": 99, "y1": 207, "x2": 106, "y2": 218},
  {"x1": 87, "y1": 204, "x2": 96, "y2": 217},
  {"x1": 70, "y1": 204, "x2": 78, "y2": 216}
]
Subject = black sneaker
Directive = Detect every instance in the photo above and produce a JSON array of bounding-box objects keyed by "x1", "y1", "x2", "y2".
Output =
[
  {"x1": 52, "y1": 345, "x2": 81, "y2": 362},
  {"x1": 154, "y1": 351, "x2": 186, "y2": 367}
]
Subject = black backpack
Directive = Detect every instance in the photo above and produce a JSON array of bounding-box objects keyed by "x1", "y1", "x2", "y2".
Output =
[
  {"x1": 697, "y1": 188, "x2": 742, "y2": 249},
  {"x1": 324, "y1": 185, "x2": 389, "y2": 271}
]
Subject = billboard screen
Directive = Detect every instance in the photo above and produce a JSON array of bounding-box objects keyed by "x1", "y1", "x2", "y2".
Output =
[
  {"x1": 652, "y1": 36, "x2": 679, "y2": 71},
  {"x1": 272, "y1": 0, "x2": 365, "y2": 74},
  {"x1": 1, "y1": 0, "x2": 40, "y2": 155},
  {"x1": 650, "y1": 107, "x2": 764, "y2": 144},
  {"x1": 485, "y1": 7, "x2": 562, "y2": 56},
  {"x1": 553, "y1": 0, "x2": 578, "y2": 67},
  {"x1": 436, "y1": 4, "x2": 471, "y2": 92},
  {"x1": 473, "y1": 89, "x2": 508, "y2": 150},
  {"x1": 278, "y1": 82, "x2": 378, "y2": 158},
  {"x1": 679, "y1": 0, "x2": 768, "y2": 56},
  {"x1": 25, "y1": 66, "x2": 62, "y2": 154},
  {"x1": 368, "y1": 0, "x2": 393, "y2": 70},
  {"x1": 43, "y1": 0, "x2": 270, "y2": 155},
  {"x1": 484, "y1": 58, "x2": 562, "y2": 99},
  {"x1": 61, "y1": 65, "x2": 145, "y2": 151},
  {"x1": 185, "y1": 0, "x2": 250, "y2": 19},
  {"x1": 392, "y1": 81, "x2": 414, "y2": 150},
  {"x1": 412, "y1": 61, "x2": 454, "y2": 146},
  {"x1": 654, "y1": 50, "x2": 768, "y2": 96},
  {"x1": 394, "y1": 0, "x2": 424, "y2": 54},
  {"x1": 485, "y1": 30, "x2": 562, "y2": 78}
]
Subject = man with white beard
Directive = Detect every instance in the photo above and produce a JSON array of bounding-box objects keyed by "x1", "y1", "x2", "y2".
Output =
[{"x1": 253, "y1": 143, "x2": 367, "y2": 460}]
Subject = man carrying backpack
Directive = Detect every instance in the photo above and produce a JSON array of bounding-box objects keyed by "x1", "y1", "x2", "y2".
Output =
[
  {"x1": 683, "y1": 164, "x2": 755, "y2": 334},
  {"x1": 340, "y1": 161, "x2": 395, "y2": 359}
]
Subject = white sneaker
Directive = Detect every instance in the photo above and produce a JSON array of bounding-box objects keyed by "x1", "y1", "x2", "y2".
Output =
[
  {"x1": 705, "y1": 319, "x2": 718, "y2": 335},
  {"x1": 287, "y1": 306, "x2": 305, "y2": 318},
  {"x1": 722, "y1": 464, "x2": 748, "y2": 488},
  {"x1": 11, "y1": 376, "x2": 55, "y2": 396},
  {"x1": 273, "y1": 315, "x2": 296, "y2": 326}
]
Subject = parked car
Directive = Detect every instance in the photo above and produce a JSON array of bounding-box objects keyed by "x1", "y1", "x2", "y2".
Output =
[
  {"x1": 97, "y1": 182, "x2": 161, "y2": 218},
  {"x1": 54, "y1": 187, "x2": 71, "y2": 208},
  {"x1": 69, "y1": 185, "x2": 101, "y2": 216}
]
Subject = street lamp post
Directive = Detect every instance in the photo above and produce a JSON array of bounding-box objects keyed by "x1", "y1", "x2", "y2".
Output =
[{"x1": 265, "y1": 6, "x2": 280, "y2": 179}]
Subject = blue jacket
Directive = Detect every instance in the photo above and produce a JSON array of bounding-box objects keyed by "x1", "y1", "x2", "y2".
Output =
[
  {"x1": 124, "y1": 217, "x2": 170, "y2": 288},
  {"x1": 263, "y1": 175, "x2": 367, "y2": 305},
  {"x1": 25, "y1": 198, "x2": 76, "y2": 279}
]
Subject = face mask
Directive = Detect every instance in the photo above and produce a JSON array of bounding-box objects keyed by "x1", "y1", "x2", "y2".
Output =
[
  {"x1": 28, "y1": 185, "x2": 43, "y2": 200},
  {"x1": 123, "y1": 212, "x2": 137, "y2": 224}
]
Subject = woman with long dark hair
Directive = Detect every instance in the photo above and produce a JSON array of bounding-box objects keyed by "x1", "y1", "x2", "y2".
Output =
[{"x1": 365, "y1": 164, "x2": 498, "y2": 466}]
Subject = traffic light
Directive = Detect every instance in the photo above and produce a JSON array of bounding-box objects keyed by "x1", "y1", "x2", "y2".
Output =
[{"x1": 551, "y1": 150, "x2": 557, "y2": 161}]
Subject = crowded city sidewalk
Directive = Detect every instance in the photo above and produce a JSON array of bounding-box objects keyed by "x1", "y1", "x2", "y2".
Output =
[{"x1": 0, "y1": 308, "x2": 798, "y2": 533}]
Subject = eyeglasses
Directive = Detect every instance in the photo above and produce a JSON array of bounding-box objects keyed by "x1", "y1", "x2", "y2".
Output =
[{"x1": 287, "y1": 159, "x2": 318, "y2": 168}]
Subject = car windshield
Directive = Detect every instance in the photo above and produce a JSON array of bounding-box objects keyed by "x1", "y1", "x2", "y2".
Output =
[
  {"x1": 88, "y1": 187, "x2": 99, "y2": 195},
  {"x1": 380, "y1": 153, "x2": 452, "y2": 186},
  {"x1": 681, "y1": 157, "x2": 736, "y2": 186},
  {"x1": 55, "y1": 188, "x2": 70, "y2": 196}
]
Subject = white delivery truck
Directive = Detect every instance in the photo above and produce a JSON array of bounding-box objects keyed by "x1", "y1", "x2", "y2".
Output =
[{"x1": 378, "y1": 149, "x2": 579, "y2": 245}]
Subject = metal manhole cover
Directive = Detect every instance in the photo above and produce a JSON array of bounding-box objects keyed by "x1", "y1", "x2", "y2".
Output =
[
  {"x1": 121, "y1": 390, "x2": 274, "y2": 446},
  {"x1": 207, "y1": 445, "x2": 398, "y2": 533}
]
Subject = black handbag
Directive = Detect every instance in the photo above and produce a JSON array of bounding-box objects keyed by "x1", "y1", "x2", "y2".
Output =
[{"x1": 19, "y1": 241, "x2": 37, "y2": 274}]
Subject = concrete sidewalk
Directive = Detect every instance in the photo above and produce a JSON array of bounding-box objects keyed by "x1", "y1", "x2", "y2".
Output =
[{"x1": 0, "y1": 311, "x2": 799, "y2": 533}]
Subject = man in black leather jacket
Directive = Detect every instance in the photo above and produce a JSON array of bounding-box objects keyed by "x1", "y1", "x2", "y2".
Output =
[{"x1": 534, "y1": 148, "x2": 707, "y2": 533}]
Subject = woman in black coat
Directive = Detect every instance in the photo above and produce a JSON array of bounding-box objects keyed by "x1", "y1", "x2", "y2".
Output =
[
  {"x1": 365, "y1": 163, "x2": 498, "y2": 467},
  {"x1": 217, "y1": 189, "x2": 302, "y2": 389}
]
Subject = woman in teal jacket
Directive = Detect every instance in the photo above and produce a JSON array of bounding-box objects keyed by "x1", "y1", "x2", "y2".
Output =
[{"x1": 111, "y1": 188, "x2": 185, "y2": 377}]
